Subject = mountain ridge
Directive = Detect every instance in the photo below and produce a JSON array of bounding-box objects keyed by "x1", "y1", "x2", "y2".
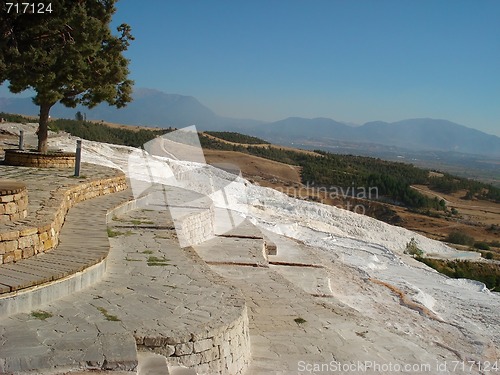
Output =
[{"x1": 0, "y1": 88, "x2": 498, "y2": 156}]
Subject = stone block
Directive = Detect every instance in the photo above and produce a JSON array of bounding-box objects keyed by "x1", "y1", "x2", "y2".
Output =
[
  {"x1": 18, "y1": 235, "x2": 34, "y2": 249},
  {"x1": 164, "y1": 345, "x2": 176, "y2": 357},
  {"x1": 12, "y1": 193, "x2": 23, "y2": 201},
  {"x1": 14, "y1": 249, "x2": 23, "y2": 261},
  {"x1": 3, "y1": 252, "x2": 15, "y2": 263},
  {"x1": 220, "y1": 341, "x2": 232, "y2": 358},
  {"x1": 43, "y1": 238, "x2": 54, "y2": 251},
  {"x1": 5, "y1": 202, "x2": 18, "y2": 214},
  {"x1": 1, "y1": 230, "x2": 20, "y2": 241},
  {"x1": 38, "y1": 224, "x2": 52, "y2": 233},
  {"x1": 0, "y1": 195, "x2": 13, "y2": 203},
  {"x1": 22, "y1": 247, "x2": 35, "y2": 259},
  {"x1": 39, "y1": 231, "x2": 49, "y2": 242},
  {"x1": 194, "y1": 338, "x2": 213, "y2": 353},
  {"x1": 179, "y1": 353, "x2": 202, "y2": 367},
  {"x1": 144, "y1": 336, "x2": 164, "y2": 347},
  {"x1": 196, "y1": 363, "x2": 210, "y2": 374},
  {"x1": 175, "y1": 342, "x2": 194, "y2": 356},
  {"x1": 0, "y1": 240, "x2": 18, "y2": 255},
  {"x1": 200, "y1": 347, "x2": 220, "y2": 363},
  {"x1": 20, "y1": 227, "x2": 38, "y2": 237}
]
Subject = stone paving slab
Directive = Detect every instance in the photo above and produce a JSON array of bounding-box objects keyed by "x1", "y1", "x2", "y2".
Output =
[{"x1": 194, "y1": 235, "x2": 268, "y2": 267}]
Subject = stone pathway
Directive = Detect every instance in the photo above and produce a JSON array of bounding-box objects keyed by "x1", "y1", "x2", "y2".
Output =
[
  {"x1": 0, "y1": 207, "x2": 248, "y2": 374},
  {"x1": 194, "y1": 227, "x2": 472, "y2": 375},
  {"x1": 0, "y1": 162, "x2": 128, "y2": 300},
  {"x1": 0, "y1": 189, "x2": 131, "y2": 297},
  {"x1": 0, "y1": 163, "x2": 124, "y2": 235}
]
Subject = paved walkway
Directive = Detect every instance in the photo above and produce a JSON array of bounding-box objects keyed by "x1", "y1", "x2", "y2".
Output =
[
  {"x1": 0, "y1": 189, "x2": 131, "y2": 296},
  {"x1": 0, "y1": 163, "x2": 124, "y2": 234},
  {"x1": 0, "y1": 163, "x2": 127, "y2": 296},
  {"x1": 193, "y1": 229, "x2": 464, "y2": 374},
  {"x1": 0, "y1": 207, "x2": 245, "y2": 374}
]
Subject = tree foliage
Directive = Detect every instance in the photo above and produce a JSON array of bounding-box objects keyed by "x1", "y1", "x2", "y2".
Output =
[
  {"x1": 204, "y1": 131, "x2": 270, "y2": 145},
  {"x1": 0, "y1": 0, "x2": 134, "y2": 153},
  {"x1": 49, "y1": 118, "x2": 167, "y2": 148},
  {"x1": 445, "y1": 231, "x2": 475, "y2": 246},
  {"x1": 200, "y1": 137, "x2": 499, "y2": 209}
]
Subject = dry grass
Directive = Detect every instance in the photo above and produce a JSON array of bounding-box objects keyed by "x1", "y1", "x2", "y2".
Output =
[{"x1": 204, "y1": 150, "x2": 302, "y2": 185}]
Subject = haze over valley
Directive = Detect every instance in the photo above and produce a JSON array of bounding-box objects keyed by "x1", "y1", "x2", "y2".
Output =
[{"x1": 2, "y1": 88, "x2": 498, "y2": 185}]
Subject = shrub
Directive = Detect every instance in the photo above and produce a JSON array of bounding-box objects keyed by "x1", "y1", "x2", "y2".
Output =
[
  {"x1": 405, "y1": 238, "x2": 424, "y2": 257},
  {"x1": 416, "y1": 257, "x2": 500, "y2": 292},
  {"x1": 446, "y1": 231, "x2": 475, "y2": 246},
  {"x1": 474, "y1": 242, "x2": 491, "y2": 251},
  {"x1": 485, "y1": 252, "x2": 494, "y2": 260}
]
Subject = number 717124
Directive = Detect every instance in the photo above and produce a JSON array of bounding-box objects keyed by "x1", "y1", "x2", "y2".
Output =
[{"x1": 5, "y1": 2, "x2": 53, "y2": 14}]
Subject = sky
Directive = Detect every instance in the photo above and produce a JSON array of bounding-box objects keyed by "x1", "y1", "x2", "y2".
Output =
[{"x1": 1, "y1": 0, "x2": 499, "y2": 136}]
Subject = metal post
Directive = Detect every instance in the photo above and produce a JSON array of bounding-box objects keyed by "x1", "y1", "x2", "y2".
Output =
[
  {"x1": 74, "y1": 139, "x2": 82, "y2": 177},
  {"x1": 19, "y1": 130, "x2": 24, "y2": 150}
]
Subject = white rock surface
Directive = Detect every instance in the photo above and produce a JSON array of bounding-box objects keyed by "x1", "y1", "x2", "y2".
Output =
[{"x1": 45, "y1": 129, "x2": 500, "y2": 370}]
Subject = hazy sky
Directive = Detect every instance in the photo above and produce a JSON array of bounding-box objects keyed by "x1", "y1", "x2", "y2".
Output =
[{"x1": 1, "y1": 0, "x2": 499, "y2": 136}]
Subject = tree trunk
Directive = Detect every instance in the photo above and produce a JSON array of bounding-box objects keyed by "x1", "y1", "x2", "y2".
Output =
[{"x1": 37, "y1": 102, "x2": 53, "y2": 154}]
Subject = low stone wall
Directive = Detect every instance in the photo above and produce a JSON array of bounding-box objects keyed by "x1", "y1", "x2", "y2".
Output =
[
  {"x1": 139, "y1": 308, "x2": 251, "y2": 375},
  {"x1": 0, "y1": 183, "x2": 28, "y2": 222},
  {"x1": 0, "y1": 175, "x2": 127, "y2": 264},
  {"x1": 175, "y1": 206, "x2": 215, "y2": 248},
  {"x1": 4, "y1": 149, "x2": 76, "y2": 168}
]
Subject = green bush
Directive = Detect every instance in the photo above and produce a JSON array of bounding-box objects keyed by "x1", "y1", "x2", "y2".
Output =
[
  {"x1": 205, "y1": 131, "x2": 270, "y2": 145},
  {"x1": 417, "y1": 257, "x2": 500, "y2": 292},
  {"x1": 0, "y1": 112, "x2": 32, "y2": 123},
  {"x1": 485, "y1": 252, "x2": 494, "y2": 260},
  {"x1": 474, "y1": 242, "x2": 491, "y2": 251},
  {"x1": 446, "y1": 231, "x2": 475, "y2": 246},
  {"x1": 50, "y1": 119, "x2": 167, "y2": 148},
  {"x1": 405, "y1": 238, "x2": 424, "y2": 257}
]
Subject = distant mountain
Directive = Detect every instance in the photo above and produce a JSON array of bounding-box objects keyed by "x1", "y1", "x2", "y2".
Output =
[
  {"x1": 0, "y1": 88, "x2": 262, "y2": 130},
  {"x1": 0, "y1": 96, "x2": 38, "y2": 116},
  {"x1": 359, "y1": 119, "x2": 500, "y2": 155},
  {"x1": 1, "y1": 89, "x2": 499, "y2": 156},
  {"x1": 249, "y1": 117, "x2": 500, "y2": 157}
]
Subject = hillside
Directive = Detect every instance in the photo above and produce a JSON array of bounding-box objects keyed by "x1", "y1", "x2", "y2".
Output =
[
  {"x1": 39, "y1": 126, "x2": 500, "y2": 367},
  {"x1": 1, "y1": 115, "x2": 498, "y2": 252},
  {"x1": 2, "y1": 118, "x2": 499, "y2": 295},
  {"x1": 200, "y1": 131, "x2": 500, "y2": 247}
]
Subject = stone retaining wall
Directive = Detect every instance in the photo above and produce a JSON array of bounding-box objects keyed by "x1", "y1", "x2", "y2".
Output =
[
  {"x1": 0, "y1": 175, "x2": 127, "y2": 264},
  {"x1": 139, "y1": 309, "x2": 250, "y2": 374},
  {"x1": 175, "y1": 206, "x2": 215, "y2": 248},
  {"x1": 0, "y1": 189, "x2": 28, "y2": 223},
  {"x1": 4, "y1": 149, "x2": 76, "y2": 168}
]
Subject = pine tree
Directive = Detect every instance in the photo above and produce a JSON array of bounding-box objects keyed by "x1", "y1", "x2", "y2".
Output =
[
  {"x1": 75, "y1": 111, "x2": 84, "y2": 122},
  {"x1": 0, "y1": 0, "x2": 133, "y2": 153}
]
